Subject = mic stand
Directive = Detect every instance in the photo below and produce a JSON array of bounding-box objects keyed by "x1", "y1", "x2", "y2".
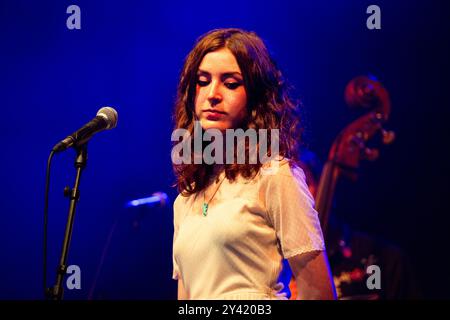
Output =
[{"x1": 47, "y1": 144, "x2": 88, "y2": 300}]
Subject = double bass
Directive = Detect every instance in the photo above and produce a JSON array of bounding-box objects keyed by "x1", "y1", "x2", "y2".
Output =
[
  {"x1": 313, "y1": 76, "x2": 410, "y2": 299},
  {"x1": 291, "y1": 76, "x2": 399, "y2": 299},
  {"x1": 316, "y1": 75, "x2": 395, "y2": 237}
]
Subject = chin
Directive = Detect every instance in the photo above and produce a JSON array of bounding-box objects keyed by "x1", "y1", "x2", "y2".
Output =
[{"x1": 200, "y1": 120, "x2": 229, "y2": 132}]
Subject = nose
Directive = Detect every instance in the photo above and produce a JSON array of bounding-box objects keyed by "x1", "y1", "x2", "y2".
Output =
[{"x1": 207, "y1": 80, "x2": 222, "y2": 106}]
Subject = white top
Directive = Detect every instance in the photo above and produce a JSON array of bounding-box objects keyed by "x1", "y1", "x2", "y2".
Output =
[{"x1": 172, "y1": 159, "x2": 325, "y2": 299}]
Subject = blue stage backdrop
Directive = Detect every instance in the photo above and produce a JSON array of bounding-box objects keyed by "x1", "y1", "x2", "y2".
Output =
[{"x1": 0, "y1": 0, "x2": 448, "y2": 299}]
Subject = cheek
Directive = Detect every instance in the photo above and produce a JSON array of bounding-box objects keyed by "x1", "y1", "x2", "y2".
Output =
[
  {"x1": 194, "y1": 86, "x2": 204, "y2": 114},
  {"x1": 225, "y1": 92, "x2": 248, "y2": 128},
  {"x1": 230, "y1": 91, "x2": 248, "y2": 116}
]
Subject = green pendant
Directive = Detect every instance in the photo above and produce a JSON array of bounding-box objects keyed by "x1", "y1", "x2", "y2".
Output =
[{"x1": 202, "y1": 203, "x2": 209, "y2": 216}]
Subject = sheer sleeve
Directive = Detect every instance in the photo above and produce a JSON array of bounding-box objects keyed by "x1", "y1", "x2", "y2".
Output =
[
  {"x1": 262, "y1": 161, "x2": 325, "y2": 259},
  {"x1": 172, "y1": 196, "x2": 181, "y2": 280}
]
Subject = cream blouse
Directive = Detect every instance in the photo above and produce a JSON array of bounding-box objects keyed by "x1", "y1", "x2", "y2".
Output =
[{"x1": 172, "y1": 159, "x2": 325, "y2": 299}]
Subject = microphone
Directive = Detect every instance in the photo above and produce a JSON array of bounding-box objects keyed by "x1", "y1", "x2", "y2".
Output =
[
  {"x1": 125, "y1": 192, "x2": 169, "y2": 208},
  {"x1": 52, "y1": 107, "x2": 118, "y2": 152}
]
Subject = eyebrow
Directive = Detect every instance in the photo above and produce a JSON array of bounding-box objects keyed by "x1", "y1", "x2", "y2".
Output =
[{"x1": 197, "y1": 69, "x2": 242, "y2": 78}]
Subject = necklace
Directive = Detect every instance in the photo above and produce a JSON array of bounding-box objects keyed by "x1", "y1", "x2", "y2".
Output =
[{"x1": 202, "y1": 174, "x2": 226, "y2": 217}]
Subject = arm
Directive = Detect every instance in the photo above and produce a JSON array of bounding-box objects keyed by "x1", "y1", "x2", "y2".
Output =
[
  {"x1": 288, "y1": 250, "x2": 337, "y2": 300},
  {"x1": 177, "y1": 279, "x2": 189, "y2": 300}
]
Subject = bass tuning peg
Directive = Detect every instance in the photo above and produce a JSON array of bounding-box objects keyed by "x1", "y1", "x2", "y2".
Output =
[
  {"x1": 381, "y1": 129, "x2": 395, "y2": 145},
  {"x1": 363, "y1": 147, "x2": 379, "y2": 161}
]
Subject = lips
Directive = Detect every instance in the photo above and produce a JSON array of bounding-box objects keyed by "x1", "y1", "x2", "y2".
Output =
[
  {"x1": 203, "y1": 109, "x2": 226, "y2": 115},
  {"x1": 203, "y1": 109, "x2": 226, "y2": 120}
]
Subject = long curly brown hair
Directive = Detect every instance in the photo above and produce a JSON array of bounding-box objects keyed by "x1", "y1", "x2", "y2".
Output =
[{"x1": 172, "y1": 28, "x2": 302, "y2": 195}]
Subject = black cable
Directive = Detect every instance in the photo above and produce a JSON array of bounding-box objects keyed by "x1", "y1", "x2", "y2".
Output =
[{"x1": 43, "y1": 150, "x2": 55, "y2": 298}]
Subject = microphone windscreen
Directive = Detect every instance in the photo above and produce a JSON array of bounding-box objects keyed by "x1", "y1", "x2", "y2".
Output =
[{"x1": 97, "y1": 107, "x2": 118, "y2": 129}]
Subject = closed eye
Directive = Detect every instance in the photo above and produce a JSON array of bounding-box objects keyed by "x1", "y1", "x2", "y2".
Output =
[
  {"x1": 224, "y1": 82, "x2": 242, "y2": 90},
  {"x1": 197, "y1": 79, "x2": 210, "y2": 87}
]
